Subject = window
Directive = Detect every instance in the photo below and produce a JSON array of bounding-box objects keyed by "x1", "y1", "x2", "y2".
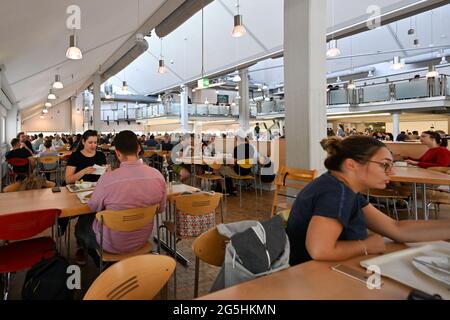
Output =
[{"x1": 1, "y1": 116, "x2": 5, "y2": 144}]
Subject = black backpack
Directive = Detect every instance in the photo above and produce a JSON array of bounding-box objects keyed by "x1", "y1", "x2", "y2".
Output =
[{"x1": 22, "y1": 255, "x2": 73, "y2": 300}]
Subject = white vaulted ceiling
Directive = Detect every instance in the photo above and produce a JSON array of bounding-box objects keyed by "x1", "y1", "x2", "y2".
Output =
[
  {"x1": 1, "y1": 0, "x2": 449, "y2": 112},
  {"x1": 0, "y1": 0, "x2": 178, "y2": 111}
]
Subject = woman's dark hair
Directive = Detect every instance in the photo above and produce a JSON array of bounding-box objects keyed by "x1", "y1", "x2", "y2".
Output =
[
  {"x1": 320, "y1": 136, "x2": 387, "y2": 171},
  {"x1": 44, "y1": 139, "x2": 52, "y2": 149},
  {"x1": 114, "y1": 130, "x2": 139, "y2": 156},
  {"x1": 76, "y1": 130, "x2": 98, "y2": 152},
  {"x1": 422, "y1": 131, "x2": 448, "y2": 147}
]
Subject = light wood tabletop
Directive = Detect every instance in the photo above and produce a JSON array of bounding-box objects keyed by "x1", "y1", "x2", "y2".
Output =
[
  {"x1": 199, "y1": 243, "x2": 412, "y2": 300},
  {"x1": 390, "y1": 167, "x2": 450, "y2": 185},
  {"x1": 0, "y1": 187, "x2": 90, "y2": 218},
  {"x1": 0, "y1": 183, "x2": 200, "y2": 218}
]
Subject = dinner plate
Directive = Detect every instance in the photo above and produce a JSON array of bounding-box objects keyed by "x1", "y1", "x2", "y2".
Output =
[{"x1": 412, "y1": 255, "x2": 450, "y2": 288}]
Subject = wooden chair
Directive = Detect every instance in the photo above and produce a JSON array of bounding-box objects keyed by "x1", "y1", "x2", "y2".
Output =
[
  {"x1": 6, "y1": 158, "x2": 30, "y2": 183},
  {"x1": 363, "y1": 188, "x2": 412, "y2": 220},
  {"x1": 192, "y1": 227, "x2": 229, "y2": 298},
  {"x1": 3, "y1": 180, "x2": 55, "y2": 193},
  {"x1": 96, "y1": 205, "x2": 159, "y2": 272},
  {"x1": 83, "y1": 255, "x2": 176, "y2": 300},
  {"x1": 229, "y1": 159, "x2": 258, "y2": 206},
  {"x1": 162, "y1": 192, "x2": 223, "y2": 298},
  {"x1": 195, "y1": 163, "x2": 226, "y2": 193},
  {"x1": 271, "y1": 166, "x2": 317, "y2": 217},
  {"x1": 36, "y1": 156, "x2": 60, "y2": 185}
]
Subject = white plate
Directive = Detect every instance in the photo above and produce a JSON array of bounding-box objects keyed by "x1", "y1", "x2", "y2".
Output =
[
  {"x1": 360, "y1": 242, "x2": 450, "y2": 299},
  {"x1": 412, "y1": 255, "x2": 450, "y2": 288}
]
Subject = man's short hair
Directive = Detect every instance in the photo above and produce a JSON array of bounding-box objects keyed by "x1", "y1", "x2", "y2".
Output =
[
  {"x1": 16, "y1": 132, "x2": 25, "y2": 138},
  {"x1": 38, "y1": 133, "x2": 43, "y2": 138},
  {"x1": 10, "y1": 138, "x2": 20, "y2": 147},
  {"x1": 114, "y1": 130, "x2": 139, "y2": 156}
]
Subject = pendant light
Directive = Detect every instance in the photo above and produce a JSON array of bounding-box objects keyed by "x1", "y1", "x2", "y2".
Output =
[
  {"x1": 40, "y1": 113, "x2": 45, "y2": 119},
  {"x1": 122, "y1": 81, "x2": 128, "y2": 92},
  {"x1": 204, "y1": 98, "x2": 209, "y2": 105},
  {"x1": 426, "y1": 65, "x2": 439, "y2": 78},
  {"x1": 426, "y1": 11, "x2": 439, "y2": 79},
  {"x1": 47, "y1": 89, "x2": 56, "y2": 100},
  {"x1": 158, "y1": 38, "x2": 167, "y2": 74},
  {"x1": 44, "y1": 100, "x2": 52, "y2": 108},
  {"x1": 53, "y1": 74, "x2": 64, "y2": 89},
  {"x1": 232, "y1": 74, "x2": 242, "y2": 82},
  {"x1": 157, "y1": 94, "x2": 162, "y2": 102},
  {"x1": 347, "y1": 80, "x2": 356, "y2": 90},
  {"x1": 66, "y1": 32, "x2": 83, "y2": 60},
  {"x1": 326, "y1": 1, "x2": 340, "y2": 58},
  {"x1": 440, "y1": 56, "x2": 448, "y2": 65},
  {"x1": 390, "y1": 56, "x2": 404, "y2": 70},
  {"x1": 42, "y1": 107, "x2": 49, "y2": 114},
  {"x1": 231, "y1": 0, "x2": 246, "y2": 38}
]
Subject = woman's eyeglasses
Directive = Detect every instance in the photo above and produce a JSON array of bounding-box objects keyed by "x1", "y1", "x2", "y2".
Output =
[{"x1": 367, "y1": 160, "x2": 394, "y2": 172}]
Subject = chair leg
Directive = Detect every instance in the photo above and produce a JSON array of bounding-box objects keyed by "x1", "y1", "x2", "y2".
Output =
[
  {"x1": 393, "y1": 200, "x2": 399, "y2": 221},
  {"x1": 2, "y1": 273, "x2": 10, "y2": 300},
  {"x1": 194, "y1": 257, "x2": 200, "y2": 298}
]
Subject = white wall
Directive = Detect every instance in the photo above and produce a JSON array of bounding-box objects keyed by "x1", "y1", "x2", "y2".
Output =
[
  {"x1": 22, "y1": 100, "x2": 71, "y2": 133},
  {"x1": 385, "y1": 120, "x2": 448, "y2": 133}
]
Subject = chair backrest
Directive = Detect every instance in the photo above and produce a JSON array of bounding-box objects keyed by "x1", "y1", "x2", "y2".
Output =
[
  {"x1": 142, "y1": 150, "x2": 155, "y2": 158},
  {"x1": 275, "y1": 166, "x2": 317, "y2": 189},
  {"x1": 83, "y1": 255, "x2": 176, "y2": 300},
  {"x1": 56, "y1": 147, "x2": 67, "y2": 153},
  {"x1": 237, "y1": 158, "x2": 254, "y2": 170},
  {"x1": 0, "y1": 209, "x2": 61, "y2": 241},
  {"x1": 174, "y1": 192, "x2": 221, "y2": 216},
  {"x1": 7, "y1": 157, "x2": 29, "y2": 167},
  {"x1": 3, "y1": 180, "x2": 55, "y2": 193},
  {"x1": 272, "y1": 166, "x2": 317, "y2": 216},
  {"x1": 38, "y1": 155, "x2": 60, "y2": 165},
  {"x1": 95, "y1": 205, "x2": 159, "y2": 232},
  {"x1": 192, "y1": 227, "x2": 229, "y2": 267}
]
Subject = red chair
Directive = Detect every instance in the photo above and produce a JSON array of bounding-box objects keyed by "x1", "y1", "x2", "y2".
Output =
[
  {"x1": 0, "y1": 209, "x2": 61, "y2": 300},
  {"x1": 6, "y1": 157, "x2": 30, "y2": 182}
]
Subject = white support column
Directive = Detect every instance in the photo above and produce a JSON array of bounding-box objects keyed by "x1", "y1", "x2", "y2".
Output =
[
  {"x1": 284, "y1": 0, "x2": 327, "y2": 171},
  {"x1": 93, "y1": 72, "x2": 102, "y2": 132},
  {"x1": 180, "y1": 85, "x2": 189, "y2": 133},
  {"x1": 238, "y1": 68, "x2": 250, "y2": 133},
  {"x1": 392, "y1": 113, "x2": 400, "y2": 141}
]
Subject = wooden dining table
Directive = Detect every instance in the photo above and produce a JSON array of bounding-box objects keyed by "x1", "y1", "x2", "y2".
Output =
[
  {"x1": 199, "y1": 243, "x2": 412, "y2": 300},
  {"x1": 0, "y1": 182, "x2": 200, "y2": 218},
  {"x1": 389, "y1": 166, "x2": 450, "y2": 220}
]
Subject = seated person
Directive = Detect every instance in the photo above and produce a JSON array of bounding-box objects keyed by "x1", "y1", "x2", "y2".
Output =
[
  {"x1": 17, "y1": 132, "x2": 34, "y2": 155},
  {"x1": 233, "y1": 136, "x2": 256, "y2": 176},
  {"x1": 145, "y1": 134, "x2": 158, "y2": 148},
  {"x1": 74, "y1": 130, "x2": 167, "y2": 265},
  {"x1": 5, "y1": 138, "x2": 32, "y2": 177},
  {"x1": 65, "y1": 130, "x2": 107, "y2": 184},
  {"x1": 287, "y1": 136, "x2": 450, "y2": 266},
  {"x1": 405, "y1": 131, "x2": 450, "y2": 168},
  {"x1": 38, "y1": 139, "x2": 59, "y2": 180},
  {"x1": 161, "y1": 133, "x2": 174, "y2": 151}
]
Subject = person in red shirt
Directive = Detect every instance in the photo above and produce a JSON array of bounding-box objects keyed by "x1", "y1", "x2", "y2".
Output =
[{"x1": 406, "y1": 131, "x2": 450, "y2": 168}]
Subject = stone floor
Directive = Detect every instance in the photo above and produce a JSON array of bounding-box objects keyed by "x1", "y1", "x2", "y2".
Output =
[{"x1": 5, "y1": 187, "x2": 450, "y2": 300}]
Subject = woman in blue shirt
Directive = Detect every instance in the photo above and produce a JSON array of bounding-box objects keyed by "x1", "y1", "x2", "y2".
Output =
[{"x1": 287, "y1": 136, "x2": 450, "y2": 266}]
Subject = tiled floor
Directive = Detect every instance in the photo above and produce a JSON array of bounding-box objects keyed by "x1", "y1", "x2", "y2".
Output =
[{"x1": 4, "y1": 187, "x2": 450, "y2": 300}]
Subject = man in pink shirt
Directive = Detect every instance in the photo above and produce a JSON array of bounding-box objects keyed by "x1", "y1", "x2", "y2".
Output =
[{"x1": 74, "y1": 130, "x2": 166, "y2": 265}]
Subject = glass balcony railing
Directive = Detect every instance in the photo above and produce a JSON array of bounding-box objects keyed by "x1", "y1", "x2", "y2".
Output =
[{"x1": 328, "y1": 75, "x2": 449, "y2": 106}]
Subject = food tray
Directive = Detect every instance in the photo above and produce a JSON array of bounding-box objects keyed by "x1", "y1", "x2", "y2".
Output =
[{"x1": 360, "y1": 242, "x2": 450, "y2": 299}]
